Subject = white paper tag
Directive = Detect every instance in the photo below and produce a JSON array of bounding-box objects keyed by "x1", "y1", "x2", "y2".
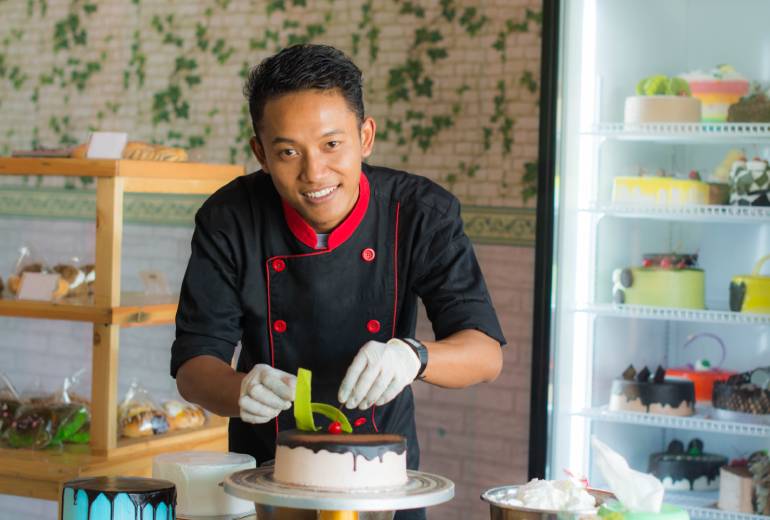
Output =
[
  {"x1": 86, "y1": 131, "x2": 128, "y2": 159},
  {"x1": 17, "y1": 272, "x2": 61, "y2": 301},
  {"x1": 139, "y1": 270, "x2": 170, "y2": 296}
]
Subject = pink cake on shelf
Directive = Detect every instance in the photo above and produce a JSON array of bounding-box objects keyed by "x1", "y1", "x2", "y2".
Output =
[{"x1": 682, "y1": 65, "x2": 750, "y2": 122}]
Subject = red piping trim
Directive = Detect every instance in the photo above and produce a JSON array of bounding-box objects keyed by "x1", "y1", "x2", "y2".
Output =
[
  {"x1": 392, "y1": 202, "x2": 400, "y2": 337},
  {"x1": 281, "y1": 172, "x2": 370, "y2": 251},
  {"x1": 371, "y1": 406, "x2": 379, "y2": 433}
]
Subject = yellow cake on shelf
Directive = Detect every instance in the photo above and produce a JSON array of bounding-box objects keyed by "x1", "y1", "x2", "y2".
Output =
[
  {"x1": 613, "y1": 254, "x2": 705, "y2": 309},
  {"x1": 612, "y1": 177, "x2": 710, "y2": 207}
]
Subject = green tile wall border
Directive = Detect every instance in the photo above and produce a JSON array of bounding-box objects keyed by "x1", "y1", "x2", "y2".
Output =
[{"x1": 0, "y1": 187, "x2": 536, "y2": 247}]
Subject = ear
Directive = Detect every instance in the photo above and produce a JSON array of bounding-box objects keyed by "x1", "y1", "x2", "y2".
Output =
[
  {"x1": 359, "y1": 116, "x2": 376, "y2": 159},
  {"x1": 250, "y1": 136, "x2": 269, "y2": 173}
]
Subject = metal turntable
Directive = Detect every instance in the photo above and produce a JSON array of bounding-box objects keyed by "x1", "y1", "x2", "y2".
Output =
[{"x1": 223, "y1": 467, "x2": 454, "y2": 519}]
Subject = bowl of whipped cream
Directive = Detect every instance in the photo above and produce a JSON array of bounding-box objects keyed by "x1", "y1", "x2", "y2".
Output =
[{"x1": 481, "y1": 479, "x2": 613, "y2": 520}]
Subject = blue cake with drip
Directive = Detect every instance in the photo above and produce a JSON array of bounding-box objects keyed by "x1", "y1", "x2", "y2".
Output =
[{"x1": 61, "y1": 476, "x2": 176, "y2": 520}]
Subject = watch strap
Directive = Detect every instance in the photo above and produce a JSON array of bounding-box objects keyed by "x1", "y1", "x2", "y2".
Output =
[{"x1": 401, "y1": 337, "x2": 428, "y2": 379}]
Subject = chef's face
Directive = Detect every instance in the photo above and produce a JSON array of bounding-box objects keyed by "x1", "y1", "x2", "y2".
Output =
[{"x1": 250, "y1": 88, "x2": 376, "y2": 233}]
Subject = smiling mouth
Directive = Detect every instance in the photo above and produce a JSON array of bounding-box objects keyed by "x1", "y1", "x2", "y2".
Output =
[{"x1": 303, "y1": 185, "x2": 339, "y2": 200}]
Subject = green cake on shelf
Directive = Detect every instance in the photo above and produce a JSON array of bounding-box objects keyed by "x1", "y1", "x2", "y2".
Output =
[{"x1": 612, "y1": 254, "x2": 705, "y2": 309}]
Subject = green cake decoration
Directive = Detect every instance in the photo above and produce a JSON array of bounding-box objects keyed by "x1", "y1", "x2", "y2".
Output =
[
  {"x1": 636, "y1": 75, "x2": 691, "y2": 97},
  {"x1": 294, "y1": 368, "x2": 352, "y2": 433}
]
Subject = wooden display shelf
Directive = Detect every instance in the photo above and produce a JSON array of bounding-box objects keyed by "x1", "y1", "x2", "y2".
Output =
[
  {"x1": 0, "y1": 417, "x2": 228, "y2": 501},
  {"x1": 0, "y1": 158, "x2": 243, "y2": 195},
  {"x1": 0, "y1": 292, "x2": 179, "y2": 326}
]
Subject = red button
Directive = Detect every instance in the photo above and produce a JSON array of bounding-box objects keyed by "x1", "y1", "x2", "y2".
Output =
[
  {"x1": 273, "y1": 320, "x2": 287, "y2": 333},
  {"x1": 366, "y1": 319, "x2": 381, "y2": 333},
  {"x1": 272, "y1": 259, "x2": 286, "y2": 272},
  {"x1": 361, "y1": 248, "x2": 376, "y2": 262}
]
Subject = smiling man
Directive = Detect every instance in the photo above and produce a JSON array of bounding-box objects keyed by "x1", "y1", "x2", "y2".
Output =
[{"x1": 171, "y1": 44, "x2": 505, "y2": 520}]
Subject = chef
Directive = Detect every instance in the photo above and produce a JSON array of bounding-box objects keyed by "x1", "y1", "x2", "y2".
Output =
[{"x1": 171, "y1": 43, "x2": 505, "y2": 520}]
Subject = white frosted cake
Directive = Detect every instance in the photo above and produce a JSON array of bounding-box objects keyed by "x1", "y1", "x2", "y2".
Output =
[
  {"x1": 152, "y1": 451, "x2": 255, "y2": 517},
  {"x1": 624, "y1": 96, "x2": 701, "y2": 123},
  {"x1": 273, "y1": 430, "x2": 408, "y2": 490}
]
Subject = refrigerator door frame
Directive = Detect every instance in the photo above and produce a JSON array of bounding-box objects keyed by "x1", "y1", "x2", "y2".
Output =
[{"x1": 529, "y1": 0, "x2": 561, "y2": 480}]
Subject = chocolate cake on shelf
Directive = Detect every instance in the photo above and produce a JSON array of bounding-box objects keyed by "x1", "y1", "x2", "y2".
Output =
[
  {"x1": 649, "y1": 439, "x2": 727, "y2": 491},
  {"x1": 712, "y1": 367, "x2": 770, "y2": 422},
  {"x1": 609, "y1": 365, "x2": 695, "y2": 416}
]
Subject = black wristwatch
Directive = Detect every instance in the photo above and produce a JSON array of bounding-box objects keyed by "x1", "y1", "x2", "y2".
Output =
[{"x1": 402, "y1": 338, "x2": 428, "y2": 379}]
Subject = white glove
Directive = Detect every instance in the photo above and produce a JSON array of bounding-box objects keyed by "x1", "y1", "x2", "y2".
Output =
[
  {"x1": 239, "y1": 364, "x2": 297, "y2": 424},
  {"x1": 338, "y1": 339, "x2": 421, "y2": 410}
]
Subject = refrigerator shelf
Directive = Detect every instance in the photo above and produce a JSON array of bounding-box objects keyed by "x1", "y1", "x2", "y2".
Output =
[
  {"x1": 578, "y1": 406, "x2": 770, "y2": 437},
  {"x1": 576, "y1": 304, "x2": 770, "y2": 326},
  {"x1": 582, "y1": 204, "x2": 770, "y2": 224},
  {"x1": 587, "y1": 123, "x2": 770, "y2": 143},
  {"x1": 666, "y1": 490, "x2": 769, "y2": 520}
]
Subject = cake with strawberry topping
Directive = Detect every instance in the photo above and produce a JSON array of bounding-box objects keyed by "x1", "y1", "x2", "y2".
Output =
[
  {"x1": 273, "y1": 429, "x2": 408, "y2": 490},
  {"x1": 612, "y1": 254, "x2": 705, "y2": 309}
]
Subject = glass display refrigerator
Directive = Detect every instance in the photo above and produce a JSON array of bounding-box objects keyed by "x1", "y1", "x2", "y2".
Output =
[{"x1": 530, "y1": 0, "x2": 770, "y2": 518}]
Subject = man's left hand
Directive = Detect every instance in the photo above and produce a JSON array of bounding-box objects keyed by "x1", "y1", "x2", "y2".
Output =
[{"x1": 338, "y1": 339, "x2": 421, "y2": 410}]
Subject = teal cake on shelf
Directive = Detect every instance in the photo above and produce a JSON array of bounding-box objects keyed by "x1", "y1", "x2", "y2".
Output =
[
  {"x1": 599, "y1": 500, "x2": 690, "y2": 520},
  {"x1": 61, "y1": 476, "x2": 176, "y2": 520}
]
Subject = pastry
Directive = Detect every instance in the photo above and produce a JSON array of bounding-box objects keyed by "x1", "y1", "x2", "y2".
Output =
[
  {"x1": 162, "y1": 400, "x2": 205, "y2": 430},
  {"x1": 120, "y1": 405, "x2": 170, "y2": 438},
  {"x1": 666, "y1": 333, "x2": 736, "y2": 403},
  {"x1": 727, "y1": 87, "x2": 770, "y2": 122},
  {"x1": 0, "y1": 398, "x2": 19, "y2": 433},
  {"x1": 729, "y1": 157, "x2": 770, "y2": 207},
  {"x1": 61, "y1": 477, "x2": 176, "y2": 520},
  {"x1": 730, "y1": 254, "x2": 770, "y2": 314},
  {"x1": 713, "y1": 367, "x2": 770, "y2": 420},
  {"x1": 624, "y1": 75, "x2": 700, "y2": 124}
]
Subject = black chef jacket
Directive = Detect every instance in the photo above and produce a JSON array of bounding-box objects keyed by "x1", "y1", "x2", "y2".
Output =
[{"x1": 171, "y1": 163, "x2": 505, "y2": 519}]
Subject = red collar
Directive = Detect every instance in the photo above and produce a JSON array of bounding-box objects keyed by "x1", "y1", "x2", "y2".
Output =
[{"x1": 281, "y1": 172, "x2": 370, "y2": 251}]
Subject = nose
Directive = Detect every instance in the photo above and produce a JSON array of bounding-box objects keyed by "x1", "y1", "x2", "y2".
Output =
[{"x1": 301, "y1": 151, "x2": 327, "y2": 183}]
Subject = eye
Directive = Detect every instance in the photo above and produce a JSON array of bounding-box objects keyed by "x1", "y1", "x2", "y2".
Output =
[
  {"x1": 279, "y1": 148, "x2": 297, "y2": 158},
  {"x1": 326, "y1": 140, "x2": 341, "y2": 149}
]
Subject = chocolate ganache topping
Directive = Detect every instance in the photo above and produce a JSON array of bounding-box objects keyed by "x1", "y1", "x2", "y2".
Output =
[
  {"x1": 64, "y1": 476, "x2": 176, "y2": 520},
  {"x1": 648, "y1": 439, "x2": 727, "y2": 491},
  {"x1": 277, "y1": 429, "x2": 407, "y2": 472},
  {"x1": 612, "y1": 365, "x2": 695, "y2": 411}
]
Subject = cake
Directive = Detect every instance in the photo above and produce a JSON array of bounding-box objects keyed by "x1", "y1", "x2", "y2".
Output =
[
  {"x1": 666, "y1": 365, "x2": 735, "y2": 404},
  {"x1": 612, "y1": 176, "x2": 709, "y2": 207},
  {"x1": 728, "y1": 89, "x2": 770, "y2": 122},
  {"x1": 61, "y1": 476, "x2": 176, "y2": 520},
  {"x1": 273, "y1": 429, "x2": 408, "y2": 490},
  {"x1": 648, "y1": 439, "x2": 727, "y2": 491},
  {"x1": 712, "y1": 367, "x2": 770, "y2": 421},
  {"x1": 682, "y1": 65, "x2": 750, "y2": 122},
  {"x1": 624, "y1": 75, "x2": 701, "y2": 124},
  {"x1": 729, "y1": 157, "x2": 770, "y2": 207},
  {"x1": 718, "y1": 452, "x2": 770, "y2": 515},
  {"x1": 609, "y1": 365, "x2": 695, "y2": 416},
  {"x1": 612, "y1": 254, "x2": 705, "y2": 309},
  {"x1": 730, "y1": 254, "x2": 770, "y2": 314},
  {"x1": 153, "y1": 451, "x2": 255, "y2": 518}
]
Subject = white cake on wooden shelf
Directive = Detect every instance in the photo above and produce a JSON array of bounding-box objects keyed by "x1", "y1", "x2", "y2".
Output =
[{"x1": 152, "y1": 451, "x2": 255, "y2": 517}]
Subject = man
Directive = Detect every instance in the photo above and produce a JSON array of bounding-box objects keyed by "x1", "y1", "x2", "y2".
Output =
[{"x1": 172, "y1": 44, "x2": 505, "y2": 519}]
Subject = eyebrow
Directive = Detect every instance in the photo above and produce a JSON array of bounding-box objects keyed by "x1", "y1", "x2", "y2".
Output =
[{"x1": 271, "y1": 129, "x2": 344, "y2": 145}]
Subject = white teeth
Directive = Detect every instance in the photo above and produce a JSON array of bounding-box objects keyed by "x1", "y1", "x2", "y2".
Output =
[{"x1": 305, "y1": 186, "x2": 337, "y2": 199}]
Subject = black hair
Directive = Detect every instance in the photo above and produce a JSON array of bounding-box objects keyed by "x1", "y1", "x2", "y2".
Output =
[{"x1": 244, "y1": 44, "x2": 364, "y2": 135}]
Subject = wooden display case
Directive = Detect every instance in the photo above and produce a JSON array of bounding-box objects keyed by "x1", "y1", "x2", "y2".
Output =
[{"x1": 0, "y1": 158, "x2": 243, "y2": 503}]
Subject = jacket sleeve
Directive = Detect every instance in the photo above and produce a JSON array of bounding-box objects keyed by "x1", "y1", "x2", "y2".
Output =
[
  {"x1": 410, "y1": 196, "x2": 506, "y2": 346},
  {"x1": 170, "y1": 206, "x2": 243, "y2": 377}
]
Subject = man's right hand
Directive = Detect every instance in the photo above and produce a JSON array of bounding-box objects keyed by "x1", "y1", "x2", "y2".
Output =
[{"x1": 239, "y1": 364, "x2": 297, "y2": 424}]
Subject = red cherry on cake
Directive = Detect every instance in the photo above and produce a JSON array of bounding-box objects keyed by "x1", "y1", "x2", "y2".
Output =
[
  {"x1": 688, "y1": 170, "x2": 700, "y2": 180},
  {"x1": 642, "y1": 259, "x2": 653, "y2": 268},
  {"x1": 660, "y1": 257, "x2": 672, "y2": 269},
  {"x1": 328, "y1": 421, "x2": 342, "y2": 434},
  {"x1": 353, "y1": 417, "x2": 367, "y2": 427},
  {"x1": 676, "y1": 260, "x2": 687, "y2": 269}
]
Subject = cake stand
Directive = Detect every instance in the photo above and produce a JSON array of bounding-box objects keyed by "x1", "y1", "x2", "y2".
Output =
[{"x1": 223, "y1": 467, "x2": 454, "y2": 520}]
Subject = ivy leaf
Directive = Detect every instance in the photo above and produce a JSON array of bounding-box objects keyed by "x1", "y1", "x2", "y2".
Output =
[{"x1": 426, "y1": 47, "x2": 447, "y2": 63}]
